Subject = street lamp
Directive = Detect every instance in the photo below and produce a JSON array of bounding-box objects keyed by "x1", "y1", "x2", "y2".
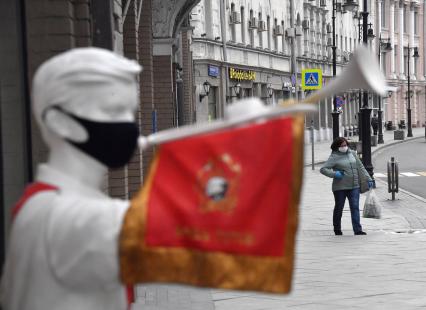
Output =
[
  {"x1": 330, "y1": 0, "x2": 358, "y2": 141},
  {"x1": 199, "y1": 80, "x2": 211, "y2": 102},
  {"x1": 353, "y1": 10, "x2": 363, "y2": 140},
  {"x1": 406, "y1": 44, "x2": 419, "y2": 137},
  {"x1": 343, "y1": 0, "x2": 358, "y2": 11},
  {"x1": 360, "y1": 0, "x2": 374, "y2": 177},
  {"x1": 377, "y1": 35, "x2": 392, "y2": 144}
]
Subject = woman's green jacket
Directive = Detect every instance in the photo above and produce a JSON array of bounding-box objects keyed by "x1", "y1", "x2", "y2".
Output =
[{"x1": 320, "y1": 149, "x2": 372, "y2": 192}]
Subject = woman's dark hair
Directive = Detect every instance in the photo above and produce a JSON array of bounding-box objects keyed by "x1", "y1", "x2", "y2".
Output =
[{"x1": 330, "y1": 137, "x2": 349, "y2": 151}]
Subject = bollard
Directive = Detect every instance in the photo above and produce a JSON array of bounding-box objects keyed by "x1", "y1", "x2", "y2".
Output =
[
  {"x1": 310, "y1": 121, "x2": 314, "y2": 170},
  {"x1": 387, "y1": 157, "x2": 399, "y2": 200}
]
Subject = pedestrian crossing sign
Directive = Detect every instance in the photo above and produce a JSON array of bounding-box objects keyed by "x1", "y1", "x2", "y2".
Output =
[{"x1": 301, "y1": 69, "x2": 322, "y2": 90}]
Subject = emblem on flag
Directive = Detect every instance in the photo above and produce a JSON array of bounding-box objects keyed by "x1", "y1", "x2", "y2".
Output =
[{"x1": 197, "y1": 154, "x2": 241, "y2": 214}]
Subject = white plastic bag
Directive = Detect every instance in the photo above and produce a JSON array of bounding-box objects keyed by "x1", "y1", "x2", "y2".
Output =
[{"x1": 363, "y1": 189, "x2": 382, "y2": 219}]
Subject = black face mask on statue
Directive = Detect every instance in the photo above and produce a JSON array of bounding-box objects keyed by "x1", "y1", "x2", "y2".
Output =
[{"x1": 43, "y1": 105, "x2": 139, "y2": 168}]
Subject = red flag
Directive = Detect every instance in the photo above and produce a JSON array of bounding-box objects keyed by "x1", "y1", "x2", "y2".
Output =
[{"x1": 120, "y1": 115, "x2": 304, "y2": 293}]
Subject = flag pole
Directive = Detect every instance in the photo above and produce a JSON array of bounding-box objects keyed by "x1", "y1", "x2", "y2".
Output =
[{"x1": 138, "y1": 101, "x2": 316, "y2": 150}]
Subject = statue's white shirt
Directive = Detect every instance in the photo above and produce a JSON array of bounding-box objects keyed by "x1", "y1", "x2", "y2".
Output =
[{"x1": 1, "y1": 164, "x2": 130, "y2": 310}]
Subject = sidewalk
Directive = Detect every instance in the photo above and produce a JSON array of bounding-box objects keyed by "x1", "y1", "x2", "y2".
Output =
[
  {"x1": 133, "y1": 128, "x2": 426, "y2": 310},
  {"x1": 213, "y1": 127, "x2": 426, "y2": 310}
]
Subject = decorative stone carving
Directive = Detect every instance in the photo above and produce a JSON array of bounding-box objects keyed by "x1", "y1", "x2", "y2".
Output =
[{"x1": 152, "y1": 0, "x2": 199, "y2": 38}]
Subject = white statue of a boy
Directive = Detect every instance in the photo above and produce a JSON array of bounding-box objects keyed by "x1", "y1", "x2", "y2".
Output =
[{"x1": 1, "y1": 48, "x2": 141, "y2": 310}]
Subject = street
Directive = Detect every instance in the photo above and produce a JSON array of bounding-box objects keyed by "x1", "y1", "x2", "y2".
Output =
[{"x1": 373, "y1": 138, "x2": 426, "y2": 199}]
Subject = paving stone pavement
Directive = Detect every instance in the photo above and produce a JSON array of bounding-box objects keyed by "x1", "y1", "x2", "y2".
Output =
[
  {"x1": 133, "y1": 128, "x2": 426, "y2": 310},
  {"x1": 213, "y1": 128, "x2": 426, "y2": 310}
]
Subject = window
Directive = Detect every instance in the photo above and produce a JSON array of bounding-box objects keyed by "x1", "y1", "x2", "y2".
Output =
[
  {"x1": 267, "y1": 15, "x2": 271, "y2": 50},
  {"x1": 394, "y1": 8, "x2": 398, "y2": 30},
  {"x1": 381, "y1": 52, "x2": 387, "y2": 73},
  {"x1": 381, "y1": 1, "x2": 386, "y2": 27},
  {"x1": 258, "y1": 12, "x2": 263, "y2": 48},
  {"x1": 273, "y1": 18, "x2": 278, "y2": 51},
  {"x1": 204, "y1": 0, "x2": 213, "y2": 39},
  {"x1": 414, "y1": 11, "x2": 418, "y2": 34},
  {"x1": 230, "y1": 3, "x2": 236, "y2": 42},
  {"x1": 281, "y1": 20, "x2": 286, "y2": 54},
  {"x1": 404, "y1": 6, "x2": 408, "y2": 33},
  {"x1": 414, "y1": 56, "x2": 418, "y2": 76},
  {"x1": 249, "y1": 9, "x2": 254, "y2": 47},
  {"x1": 241, "y1": 6, "x2": 245, "y2": 44},
  {"x1": 404, "y1": 51, "x2": 407, "y2": 75}
]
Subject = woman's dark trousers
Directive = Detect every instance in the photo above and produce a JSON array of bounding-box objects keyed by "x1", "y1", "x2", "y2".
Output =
[{"x1": 333, "y1": 188, "x2": 362, "y2": 233}]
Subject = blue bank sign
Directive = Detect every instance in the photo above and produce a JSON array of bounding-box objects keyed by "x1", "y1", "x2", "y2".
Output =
[{"x1": 208, "y1": 65, "x2": 220, "y2": 77}]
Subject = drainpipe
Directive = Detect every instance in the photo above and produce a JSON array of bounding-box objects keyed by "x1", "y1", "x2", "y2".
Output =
[{"x1": 220, "y1": 0, "x2": 229, "y2": 115}]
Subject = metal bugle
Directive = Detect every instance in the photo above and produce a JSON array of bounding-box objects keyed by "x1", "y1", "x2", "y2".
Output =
[{"x1": 301, "y1": 45, "x2": 386, "y2": 104}]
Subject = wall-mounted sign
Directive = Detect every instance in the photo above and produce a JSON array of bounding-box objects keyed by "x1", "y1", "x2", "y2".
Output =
[
  {"x1": 301, "y1": 69, "x2": 322, "y2": 90},
  {"x1": 291, "y1": 74, "x2": 296, "y2": 87},
  {"x1": 229, "y1": 67, "x2": 256, "y2": 81},
  {"x1": 208, "y1": 65, "x2": 220, "y2": 77}
]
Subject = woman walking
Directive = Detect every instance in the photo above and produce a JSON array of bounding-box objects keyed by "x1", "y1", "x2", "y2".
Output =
[{"x1": 320, "y1": 137, "x2": 374, "y2": 235}]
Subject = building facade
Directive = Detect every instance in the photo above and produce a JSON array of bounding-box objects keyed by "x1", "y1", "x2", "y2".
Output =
[
  {"x1": 191, "y1": 0, "x2": 426, "y2": 140},
  {"x1": 374, "y1": 0, "x2": 426, "y2": 129},
  {"x1": 0, "y1": 0, "x2": 199, "y2": 265}
]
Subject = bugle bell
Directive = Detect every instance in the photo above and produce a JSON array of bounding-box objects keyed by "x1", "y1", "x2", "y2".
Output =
[{"x1": 301, "y1": 45, "x2": 386, "y2": 104}]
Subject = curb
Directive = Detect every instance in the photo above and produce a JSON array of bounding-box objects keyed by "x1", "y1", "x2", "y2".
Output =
[
  {"x1": 374, "y1": 177, "x2": 426, "y2": 204},
  {"x1": 305, "y1": 135, "x2": 424, "y2": 168},
  {"x1": 306, "y1": 135, "x2": 425, "y2": 204},
  {"x1": 371, "y1": 136, "x2": 424, "y2": 159}
]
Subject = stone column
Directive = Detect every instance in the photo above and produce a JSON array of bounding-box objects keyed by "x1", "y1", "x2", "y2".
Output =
[
  {"x1": 399, "y1": 2, "x2": 405, "y2": 79},
  {"x1": 390, "y1": 0, "x2": 396, "y2": 78}
]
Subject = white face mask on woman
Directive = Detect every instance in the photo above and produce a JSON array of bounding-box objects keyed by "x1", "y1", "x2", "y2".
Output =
[{"x1": 338, "y1": 146, "x2": 348, "y2": 153}]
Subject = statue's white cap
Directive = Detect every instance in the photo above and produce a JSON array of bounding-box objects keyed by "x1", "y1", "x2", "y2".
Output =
[{"x1": 32, "y1": 47, "x2": 142, "y2": 125}]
